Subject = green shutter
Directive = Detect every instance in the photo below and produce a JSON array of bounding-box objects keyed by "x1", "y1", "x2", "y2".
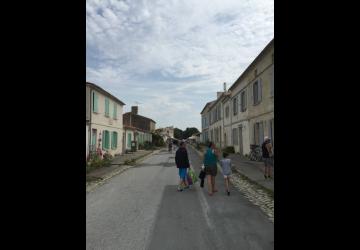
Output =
[
  {"x1": 111, "y1": 132, "x2": 117, "y2": 149},
  {"x1": 106, "y1": 131, "x2": 110, "y2": 149},
  {"x1": 127, "y1": 133, "x2": 132, "y2": 148},
  {"x1": 113, "y1": 103, "x2": 117, "y2": 119},
  {"x1": 114, "y1": 132, "x2": 117, "y2": 148},
  {"x1": 93, "y1": 92, "x2": 98, "y2": 113},
  {"x1": 105, "y1": 98, "x2": 109, "y2": 116},
  {"x1": 102, "y1": 132, "x2": 105, "y2": 150}
]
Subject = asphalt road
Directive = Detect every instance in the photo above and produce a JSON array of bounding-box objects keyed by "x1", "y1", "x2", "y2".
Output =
[{"x1": 86, "y1": 147, "x2": 274, "y2": 250}]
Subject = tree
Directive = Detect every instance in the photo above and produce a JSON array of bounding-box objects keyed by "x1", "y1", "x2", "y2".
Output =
[
  {"x1": 174, "y1": 128, "x2": 183, "y2": 140},
  {"x1": 183, "y1": 127, "x2": 200, "y2": 139}
]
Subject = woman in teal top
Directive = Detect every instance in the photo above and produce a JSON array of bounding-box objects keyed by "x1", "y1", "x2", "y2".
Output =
[{"x1": 203, "y1": 142, "x2": 219, "y2": 196}]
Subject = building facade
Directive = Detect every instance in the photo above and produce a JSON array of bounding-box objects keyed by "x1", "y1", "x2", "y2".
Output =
[
  {"x1": 123, "y1": 106, "x2": 155, "y2": 151},
  {"x1": 201, "y1": 38, "x2": 274, "y2": 156},
  {"x1": 86, "y1": 82, "x2": 125, "y2": 159}
]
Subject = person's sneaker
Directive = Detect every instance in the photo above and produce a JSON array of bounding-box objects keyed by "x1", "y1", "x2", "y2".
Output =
[
  {"x1": 177, "y1": 187, "x2": 183, "y2": 192},
  {"x1": 264, "y1": 175, "x2": 267, "y2": 179},
  {"x1": 227, "y1": 191, "x2": 230, "y2": 196}
]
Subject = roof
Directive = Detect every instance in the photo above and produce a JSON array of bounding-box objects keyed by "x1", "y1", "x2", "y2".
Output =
[
  {"x1": 200, "y1": 100, "x2": 216, "y2": 114},
  {"x1": 86, "y1": 82, "x2": 126, "y2": 106},
  {"x1": 228, "y1": 38, "x2": 274, "y2": 92},
  {"x1": 123, "y1": 112, "x2": 156, "y2": 124},
  {"x1": 123, "y1": 125, "x2": 151, "y2": 133}
]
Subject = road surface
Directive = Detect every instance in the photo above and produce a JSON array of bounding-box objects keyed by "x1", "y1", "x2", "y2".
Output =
[{"x1": 86, "y1": 147, "x2": 274, "y2": 250}]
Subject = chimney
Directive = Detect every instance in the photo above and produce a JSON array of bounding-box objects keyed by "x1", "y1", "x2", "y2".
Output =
[
  {"x1": 131, "y1": 106, "x2": 138, "y2": 115},
  {"x1": 223, "y1": 82, "x2": 227, "y2": 91}
]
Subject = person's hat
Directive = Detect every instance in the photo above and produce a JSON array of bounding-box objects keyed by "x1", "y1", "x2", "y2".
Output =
[{"x1": 264, "y1": 136, "x2": 270, "y2": 141}]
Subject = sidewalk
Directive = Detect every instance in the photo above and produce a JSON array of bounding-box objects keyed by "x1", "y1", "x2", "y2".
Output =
[
  {"x1": 86, "y1": 149, "x2": 161, "y2": 188},
  {"x1": 189, "y1": 144, "x2": 273, "y2": 193},
  {"x1": 228, "y1": 153, "x2": 274, "y2": 193}
]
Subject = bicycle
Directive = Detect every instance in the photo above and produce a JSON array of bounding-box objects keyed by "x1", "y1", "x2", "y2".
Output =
[{"x1": 249, "y1": 144, "x2": 262, "y2": 162}]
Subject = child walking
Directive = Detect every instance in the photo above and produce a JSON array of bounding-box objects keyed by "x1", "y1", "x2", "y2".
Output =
[{"x1": 219, "y1": 152, "x2": 232, "y2": 196}]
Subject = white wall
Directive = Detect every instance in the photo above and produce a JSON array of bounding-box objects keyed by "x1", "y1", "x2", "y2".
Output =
[{"x1": 89, "y1": 89, "x2": 124, "y2": 156}]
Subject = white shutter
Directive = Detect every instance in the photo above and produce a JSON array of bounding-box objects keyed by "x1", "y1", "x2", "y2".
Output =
[
  {"x1": 239, "y1": 93, "x2": 242, "y2": 112},
  {"x1": 259, "y1": 79, "x2": 262, "y2": 102},
  {"x1": 244, "y1": 89, "x2": 247, "y2": 110},
  {"x1": 249, "y1": 83, "x2": 253, "y2": 105},
  {"x1": 259, "y1": 122, "x2": 264, "y2": 145}
]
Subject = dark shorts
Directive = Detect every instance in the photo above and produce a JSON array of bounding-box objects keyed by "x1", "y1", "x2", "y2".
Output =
[
  {"x1": 264, "y1": 158, "x2": 274, "y2": 167},
  {"x1": 205, "y1": 166, "x2": 217, "y2": 176}
]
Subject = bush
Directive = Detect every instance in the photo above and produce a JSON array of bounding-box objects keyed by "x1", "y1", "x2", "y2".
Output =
[
  {"x1": 144, "y1": 141, "x2": 155, "y2": 150},
  {"x1": 222, "y1": 146, "x2": 235, "y2": 154},
  {"x1": 102, "y1": 152, "x2": 113, "y2": 167},
  {"x1": 152, "y1": 133, "x2": 165, "y2": 147}
]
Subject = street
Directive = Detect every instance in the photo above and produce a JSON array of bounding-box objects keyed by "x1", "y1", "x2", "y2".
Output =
[{"x1": 86, "y1": 146, "x2": 274, "y2": 250}]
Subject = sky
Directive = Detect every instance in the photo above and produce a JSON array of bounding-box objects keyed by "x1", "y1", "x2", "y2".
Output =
[{"x1": 86, "y1": 0, "x2": 274, "y2": 131}]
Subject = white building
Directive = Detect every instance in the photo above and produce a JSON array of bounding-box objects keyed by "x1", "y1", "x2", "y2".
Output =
[
  {"x1": 86, "y1": 82, "x2": 125, "y2": 159},
  {"x1": 200, "y1": 39, "x2": 274, "y2": 156},
  {"x1": 156, "y1": 126, "x2": 175, "y2": 143}
]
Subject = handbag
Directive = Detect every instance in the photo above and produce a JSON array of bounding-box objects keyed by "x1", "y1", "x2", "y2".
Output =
[
  {"x1": 188, "y1": 168, "x2": 198, "y2": 183},
  {"x1": 198, "y1": 169, "x2": 206, "y2": 179}
]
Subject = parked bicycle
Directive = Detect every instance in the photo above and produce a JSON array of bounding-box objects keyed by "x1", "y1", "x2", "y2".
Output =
[{"x1": 249, "y1": 144, "x2": 262, "y2": 161}]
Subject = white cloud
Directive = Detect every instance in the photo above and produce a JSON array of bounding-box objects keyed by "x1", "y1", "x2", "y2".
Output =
[{"x1": 86, "y1": 0, "x2": 274, "y2": 130}]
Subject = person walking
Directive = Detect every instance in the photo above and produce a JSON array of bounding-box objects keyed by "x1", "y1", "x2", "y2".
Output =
[
  {"x1": 262, "y1": 136, "x2": 273, "y2": 179},
  {"x1": 175, "y1": 141, "x2": 190, "y2": 191},
  {"x1": 219, "y1": 152, "x2": 232, "y2": 196},
  {"x1": 203, "y1": 142, "x2": 219, "y2": 196}
]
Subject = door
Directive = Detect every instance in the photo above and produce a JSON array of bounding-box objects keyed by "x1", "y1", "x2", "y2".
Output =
[{"x1": 239, "y1": 126, "x2": 243, "y2": 155}]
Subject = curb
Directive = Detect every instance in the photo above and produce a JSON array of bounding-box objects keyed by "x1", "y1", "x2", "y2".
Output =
[{"x1": 86, "y1": 149, "x2": 163, "y2": 193}]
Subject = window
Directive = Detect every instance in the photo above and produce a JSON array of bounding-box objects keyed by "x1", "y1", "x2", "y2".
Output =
[
  {"x1": 105, "y1": 98, "x2": 110, "y2": 117},
  {"x1": 217, "y1": 105, "x2": 221, "y2": 120},
  {"x1": 233, "y1": 97, "x2": 238, "y2": 115},
  {"x1": 240, "y1": 90, "x2": 247, "y2": 112},
  {"x1": 111, "y1": 131, "x2": 118, "y2": 149},
  {"x1": 225, "y1": 106, "x2": 229, "y2": 118},
  {"x1": 253, "y1": 80, "x2": 262, "y2": 105},
  {"x1": 113, "y1": 103, "x2": 117, "y2": 119},
  {"x1": 232, "y1": 128, "x2": 238, "y2": 145},
  {"x1": 102, "y1": 130, "x2": 110, "y2": 150},
  {"x1": 92, "y1": 91, "x2": 98, "y2": 113}
]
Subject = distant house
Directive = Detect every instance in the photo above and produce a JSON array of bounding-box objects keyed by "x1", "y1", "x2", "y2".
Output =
[
  {"x1": 123, "y1": 106, "x2": 156, "y2": 151},
  {"x1": 86, "y1": 82, "x2": 125, "y2": 159},
  {"x1": 156, "y1": 126, "x2": 175, "y2": 143}
]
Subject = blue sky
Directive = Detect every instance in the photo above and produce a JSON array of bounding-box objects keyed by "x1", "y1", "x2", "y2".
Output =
[{"x1": 86, "y1": 0, "x2": 274, "y2": 130}]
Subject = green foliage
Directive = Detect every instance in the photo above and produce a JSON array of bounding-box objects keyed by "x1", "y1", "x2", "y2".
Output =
[
  {"x1": 102, "y1": 152, "x2": 113, "y2": 167},
  {"x1": 174, "y1": 127, "x2": 200, "y2": 140},
  {"x1": 174, "y1": 128, "x2": 183, "y2": 139},
  {"x1": 152, "y1": 133, "x2": 165, "y2": 147}
]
